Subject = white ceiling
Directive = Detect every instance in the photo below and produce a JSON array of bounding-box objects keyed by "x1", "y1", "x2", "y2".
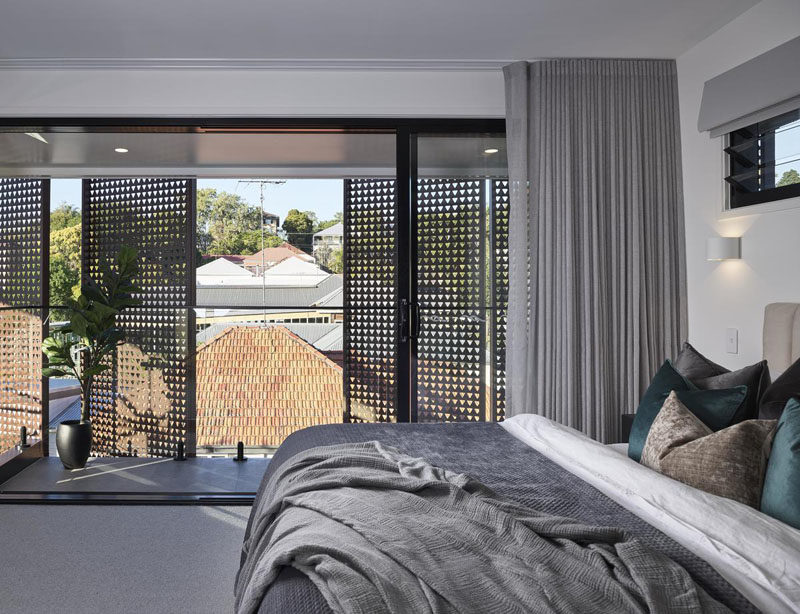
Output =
[{"x1": 0, "y1": 0, "x2": 758, "y2": 65}]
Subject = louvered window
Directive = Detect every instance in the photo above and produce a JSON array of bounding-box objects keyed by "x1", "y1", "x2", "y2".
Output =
[{"x1": 726, "y1": 108, "x2": 800, "y2": 208}]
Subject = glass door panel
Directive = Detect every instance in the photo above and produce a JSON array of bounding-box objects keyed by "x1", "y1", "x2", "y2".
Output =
[{"x1": 413, "y1": 135, "x2": 508, "y2": 422}]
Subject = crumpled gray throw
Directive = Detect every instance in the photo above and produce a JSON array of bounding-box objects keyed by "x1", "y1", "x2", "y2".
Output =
[{"x1": 235, "y1": 442, "x2": 729, "y2": 614}]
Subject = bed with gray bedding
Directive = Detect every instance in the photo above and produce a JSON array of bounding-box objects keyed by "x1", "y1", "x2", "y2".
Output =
[{"x1": 238, "y1": 423, "x2": 757, "y2": 613}]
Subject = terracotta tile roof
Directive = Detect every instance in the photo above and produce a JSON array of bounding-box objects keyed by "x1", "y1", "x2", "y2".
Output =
[
  {"x1": 242, "y1": 243, "x2": 313, "y2": 267},
  {"x1": 196, "y1": 326, "x2": 343, "y2": 448}
]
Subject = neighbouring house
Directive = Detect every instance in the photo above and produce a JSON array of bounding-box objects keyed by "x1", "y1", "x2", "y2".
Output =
[
  {"x1": 202, "y1": 254, "x2": 246, "y2": 266},
  {"x1": 312, "y1": 222, "x2": 343, "y2": 254},
  {"x1": 242, "y1": 242, "x2": 314, "y2": 275},
  {"x1": 196, "y1": 257, "x2": 254, "y2": 285},
  {"x1": 195, "y1": 326, "x2": 344, "y2": 450}
]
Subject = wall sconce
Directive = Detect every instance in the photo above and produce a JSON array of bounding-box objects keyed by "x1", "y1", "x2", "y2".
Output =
[{"x1": 706, "y1": 236, "x2": 741, "y2": 261}]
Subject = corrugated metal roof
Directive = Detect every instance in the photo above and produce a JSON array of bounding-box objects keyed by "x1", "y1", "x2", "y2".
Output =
[
  {"x1": 314, "y1": 222, "x2": 344, "y2": 237},
  {"x1": 197, "y1": 274, "x2": 342, "y2": 307}
]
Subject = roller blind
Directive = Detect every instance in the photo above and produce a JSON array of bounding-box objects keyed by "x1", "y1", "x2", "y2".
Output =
[{"x1": 698, "y1": 35, "x2": 800, "y2": 137}]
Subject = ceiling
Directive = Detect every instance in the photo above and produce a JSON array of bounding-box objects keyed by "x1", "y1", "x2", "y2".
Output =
[
  {"x1": 0, "y1": 131, "x2": 508, "y2": 178},
  {"x1": 0, "y1": 0, "x2": 758, "y2": 65}
]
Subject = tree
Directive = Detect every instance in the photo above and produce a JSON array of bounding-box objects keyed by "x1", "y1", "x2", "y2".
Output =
[
  {"x1": 209, "y1": 229, "x2": 284, "y2": 255},
  {"x1": 49, "y1": 224, "x2": 82, "y2": 320},
  {"x1": 196, "y1": 188, "x2": 263, "y2": 255},
  {"x1": 282, "y1": 209, "x2": 315, "y2": 253},
  {"x1": 50, "y1": 224, "x2": 81, "y2": 269},
  {"x1": 51, "y1": 203, "x2": 81, "y2": 232},
  {"x1": 314, "y1": 244, "x2": 343, "y2": 274},
  {"x1": 50, "y1": 255, "x2": 81, "y2": 320},
  {"x1": 777, "y1": 169, "x2": 800, "y2": 187}
]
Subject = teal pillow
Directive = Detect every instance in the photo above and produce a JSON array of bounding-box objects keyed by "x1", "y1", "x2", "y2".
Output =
[
  {"x1": 674, "y1": 386, "x2": 748, "y2": 431},
  {"x1": 629, "y1": 361, "x2": 695, "y2": 462},
  {"x1": 761, "y1": 398, "x2": 800, "y2": 529}
]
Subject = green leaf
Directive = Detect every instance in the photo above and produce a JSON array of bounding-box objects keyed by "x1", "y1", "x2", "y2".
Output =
[
  {"x1": 42, "y1": 367, "x2": 69, "y2": 378},
  {"x1": 83, "y1": 364, "x2": 110, "y2": 378}
]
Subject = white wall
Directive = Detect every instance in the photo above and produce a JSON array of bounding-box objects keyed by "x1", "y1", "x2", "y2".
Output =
[
  {"x1": 677, "y1": 0, "x2": 800, "y2": 372},
  {"x1": 0, "y1": 68, "x2": 504, "y2": 118}
]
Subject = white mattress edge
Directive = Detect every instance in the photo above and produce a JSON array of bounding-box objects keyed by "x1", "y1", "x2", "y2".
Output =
[{"x1": 501, "y1": 414, "x2": 800, "y2": 614}]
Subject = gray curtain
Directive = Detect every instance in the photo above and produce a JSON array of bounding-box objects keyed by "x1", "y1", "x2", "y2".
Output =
[{"x1": 503, "y1": 59, "x2": 687, "y2": 443}]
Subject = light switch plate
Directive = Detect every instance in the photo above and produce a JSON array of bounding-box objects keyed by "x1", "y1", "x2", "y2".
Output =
[{"x1": 725, "y1": 328, "x2": 738, "y2": 354}]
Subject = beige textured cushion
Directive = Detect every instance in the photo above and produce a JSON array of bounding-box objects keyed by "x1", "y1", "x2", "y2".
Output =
[{"x1": 641, "y1": 391, "x2": 776, "y2": 507}]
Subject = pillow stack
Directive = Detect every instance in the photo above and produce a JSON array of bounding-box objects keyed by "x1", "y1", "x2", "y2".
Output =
[{"x1": 629, "y1": 343, "x2": 800, "y2": 529}]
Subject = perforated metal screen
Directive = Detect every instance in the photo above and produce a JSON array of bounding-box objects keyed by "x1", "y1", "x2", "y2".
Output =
[
  {"x1": 491, "y1": 180, "x2": 509, "y2": 421},
  {"x1": 415, "y1": 178, "x2": 486, "y2": 422},
  {"x1": 343, "y1": 179, "x2": 399, "y2": 423},
  {"x1": 82, "y1": 178, "x2": 195, "y2": 457},
  {"x1": 0, "y1": 178, "x2": 47, "y2": 455}
]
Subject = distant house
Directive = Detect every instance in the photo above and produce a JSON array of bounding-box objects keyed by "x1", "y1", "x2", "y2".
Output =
[
  {"x1": 242, "y1": 242, "x2": 314, "y2": 275},
  {"x1": 262, "y1": 211, "x2": 280, "y2": 233},
  {"x1": 312, "y1": 222, "x2": 344, "y2": 255},
  {"x1": 195, "y1": 326, "x2": 343, "y2": 450}
]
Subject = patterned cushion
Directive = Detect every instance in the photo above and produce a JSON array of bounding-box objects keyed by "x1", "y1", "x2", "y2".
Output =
[{"x1": 641, "y1": 392, "x2": 777, "y2": 508}]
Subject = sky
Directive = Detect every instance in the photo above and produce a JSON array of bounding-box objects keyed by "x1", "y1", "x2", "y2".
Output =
[{"x1": 50, "y1": 177, "x2": 343, "y2": 224}]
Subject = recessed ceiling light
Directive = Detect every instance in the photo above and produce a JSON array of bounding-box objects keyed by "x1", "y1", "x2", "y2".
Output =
[
  {"x1": 25, "y1": 132, "x2": 48, "y2": 144},
  {"x1": 115, "y1": 147, "x2": 128, "y2": 153},
  {"x1": 483, "y1": 148, "x2": 499, "y2": 154}
]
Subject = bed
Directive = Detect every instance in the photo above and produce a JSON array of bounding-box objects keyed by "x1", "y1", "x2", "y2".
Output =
[{"x1": 237, "y1": 306, "x2": 800, "y2": 613}]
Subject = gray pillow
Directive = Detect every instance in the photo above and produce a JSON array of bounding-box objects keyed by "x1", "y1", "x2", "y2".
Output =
[
  {"x1": 674, "y1": 342, "x2": 770, "y2": 422},
  {"x1": 641, "y1": 391, "x2": 776, "y2": 508}
]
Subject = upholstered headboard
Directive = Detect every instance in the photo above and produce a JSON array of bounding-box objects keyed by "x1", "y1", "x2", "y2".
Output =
[{"x1": 764, "y1": 303, "x2": 800, "y2": 378}]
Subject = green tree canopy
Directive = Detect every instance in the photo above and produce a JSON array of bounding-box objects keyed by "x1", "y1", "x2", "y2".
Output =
[
  {"x1": 50, "y1": 203, "x2": 81, "y2": 232},
  {"x1": 282, "y1": 209, "x2": 315, "y2": 253},
  {"x1": 197, "y1": 188, "x2": 271, "y2": 255},
  {"x1": 50, "y1": 224, "x2": 81, "y2": 270},
  {"x1": 777, "y1": 169, "x2": 800, "y2": 187}
]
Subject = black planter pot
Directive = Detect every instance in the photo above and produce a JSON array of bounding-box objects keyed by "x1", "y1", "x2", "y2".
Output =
[{"x1": 56, "y1": 420, "x2": 92, "y2": 470}]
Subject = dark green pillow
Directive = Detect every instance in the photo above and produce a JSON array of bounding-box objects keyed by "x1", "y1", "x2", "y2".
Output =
[
  {"x1": 674, "y1": 387, "x2": 748, "y2": 432},
  {"x1": 761, "y1": 397, "x2": 800, "y2": 529},
  {"x1": 629, "y1": 361, "x2": 695, "y2": 461}
]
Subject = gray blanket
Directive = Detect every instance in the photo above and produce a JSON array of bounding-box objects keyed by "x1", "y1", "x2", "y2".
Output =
[{"x1": 235, "y1": 441, "x2": 729, "y2": 614}]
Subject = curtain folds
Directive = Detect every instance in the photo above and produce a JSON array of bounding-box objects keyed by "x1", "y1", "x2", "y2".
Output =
[{"x1": 503, "y1": 59, "x2": 687, "y2": 443}]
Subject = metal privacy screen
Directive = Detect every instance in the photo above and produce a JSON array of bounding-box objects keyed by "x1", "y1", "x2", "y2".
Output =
[{"x1": 82, "y1": 178, "x2": 195, "y2": 457}]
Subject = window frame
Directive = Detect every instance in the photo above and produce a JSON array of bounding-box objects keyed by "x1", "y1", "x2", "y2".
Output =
[{"x1": 725, "y1": 109, "x2": 800, "y2": 210}]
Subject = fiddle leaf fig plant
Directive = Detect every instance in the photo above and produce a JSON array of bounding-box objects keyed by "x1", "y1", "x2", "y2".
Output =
[{"x1": 42, "y1": 246, "x2": 142, "y2": 423}]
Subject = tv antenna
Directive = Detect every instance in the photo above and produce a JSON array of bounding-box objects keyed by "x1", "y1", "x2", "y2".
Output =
[{"x1": 237, "y1": 180, "x2": 286, "y2": 325}]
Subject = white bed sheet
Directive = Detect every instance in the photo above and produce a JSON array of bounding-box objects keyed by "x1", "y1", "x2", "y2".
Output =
[{"x1": 501, "y1": 414, "x2": 800, "y2": 614}]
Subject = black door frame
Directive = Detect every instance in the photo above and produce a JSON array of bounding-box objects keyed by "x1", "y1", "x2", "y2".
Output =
[{"x1": 0, "y1": 117, "x2": 505, "y2": 500}]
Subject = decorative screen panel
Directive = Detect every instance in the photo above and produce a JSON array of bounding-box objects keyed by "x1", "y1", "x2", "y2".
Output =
[
  {"x1": 491, "y1": 180, "x2": 509, "y2": 421},
  {"x1": 343, "y1": 179, "x2": 399, "y2": 423},
  {"x1": 82, "y1": 178, "x2": 194, "y2": 457},
  {"x1": 415, "y1": 178, "x2": 486, "y2": 422},
  {"x1": 0, "y1": 178, "x2": 46, "y2": 455}
]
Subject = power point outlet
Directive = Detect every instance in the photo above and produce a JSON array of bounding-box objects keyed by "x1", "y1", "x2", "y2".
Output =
[{"x1": 725, "y1": 328, "x2": 739, "y2": 354}]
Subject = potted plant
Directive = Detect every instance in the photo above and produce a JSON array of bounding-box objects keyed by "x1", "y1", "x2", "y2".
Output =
[{"x1": 42, "y1": 246, "x2": 141, "y2": 469}]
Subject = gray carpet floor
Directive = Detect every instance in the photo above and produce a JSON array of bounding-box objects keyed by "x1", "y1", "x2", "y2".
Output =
[{"x1": 0, "y1": 505, "x2": 250, "y2": 613}]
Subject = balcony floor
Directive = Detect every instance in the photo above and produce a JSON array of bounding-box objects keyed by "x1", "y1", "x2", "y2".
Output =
[{"x1": 0, "y1": 456, "x2": 269, "y2": 497}]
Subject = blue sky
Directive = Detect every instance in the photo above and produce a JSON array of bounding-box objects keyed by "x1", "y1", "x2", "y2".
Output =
[{"x1": 50, "y1": 178, "x2": 343, "y2": 224}]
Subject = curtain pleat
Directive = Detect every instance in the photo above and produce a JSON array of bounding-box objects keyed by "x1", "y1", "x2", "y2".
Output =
[{"x1": 503, "y1": 59, "x2": 687, "y2": 443}]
